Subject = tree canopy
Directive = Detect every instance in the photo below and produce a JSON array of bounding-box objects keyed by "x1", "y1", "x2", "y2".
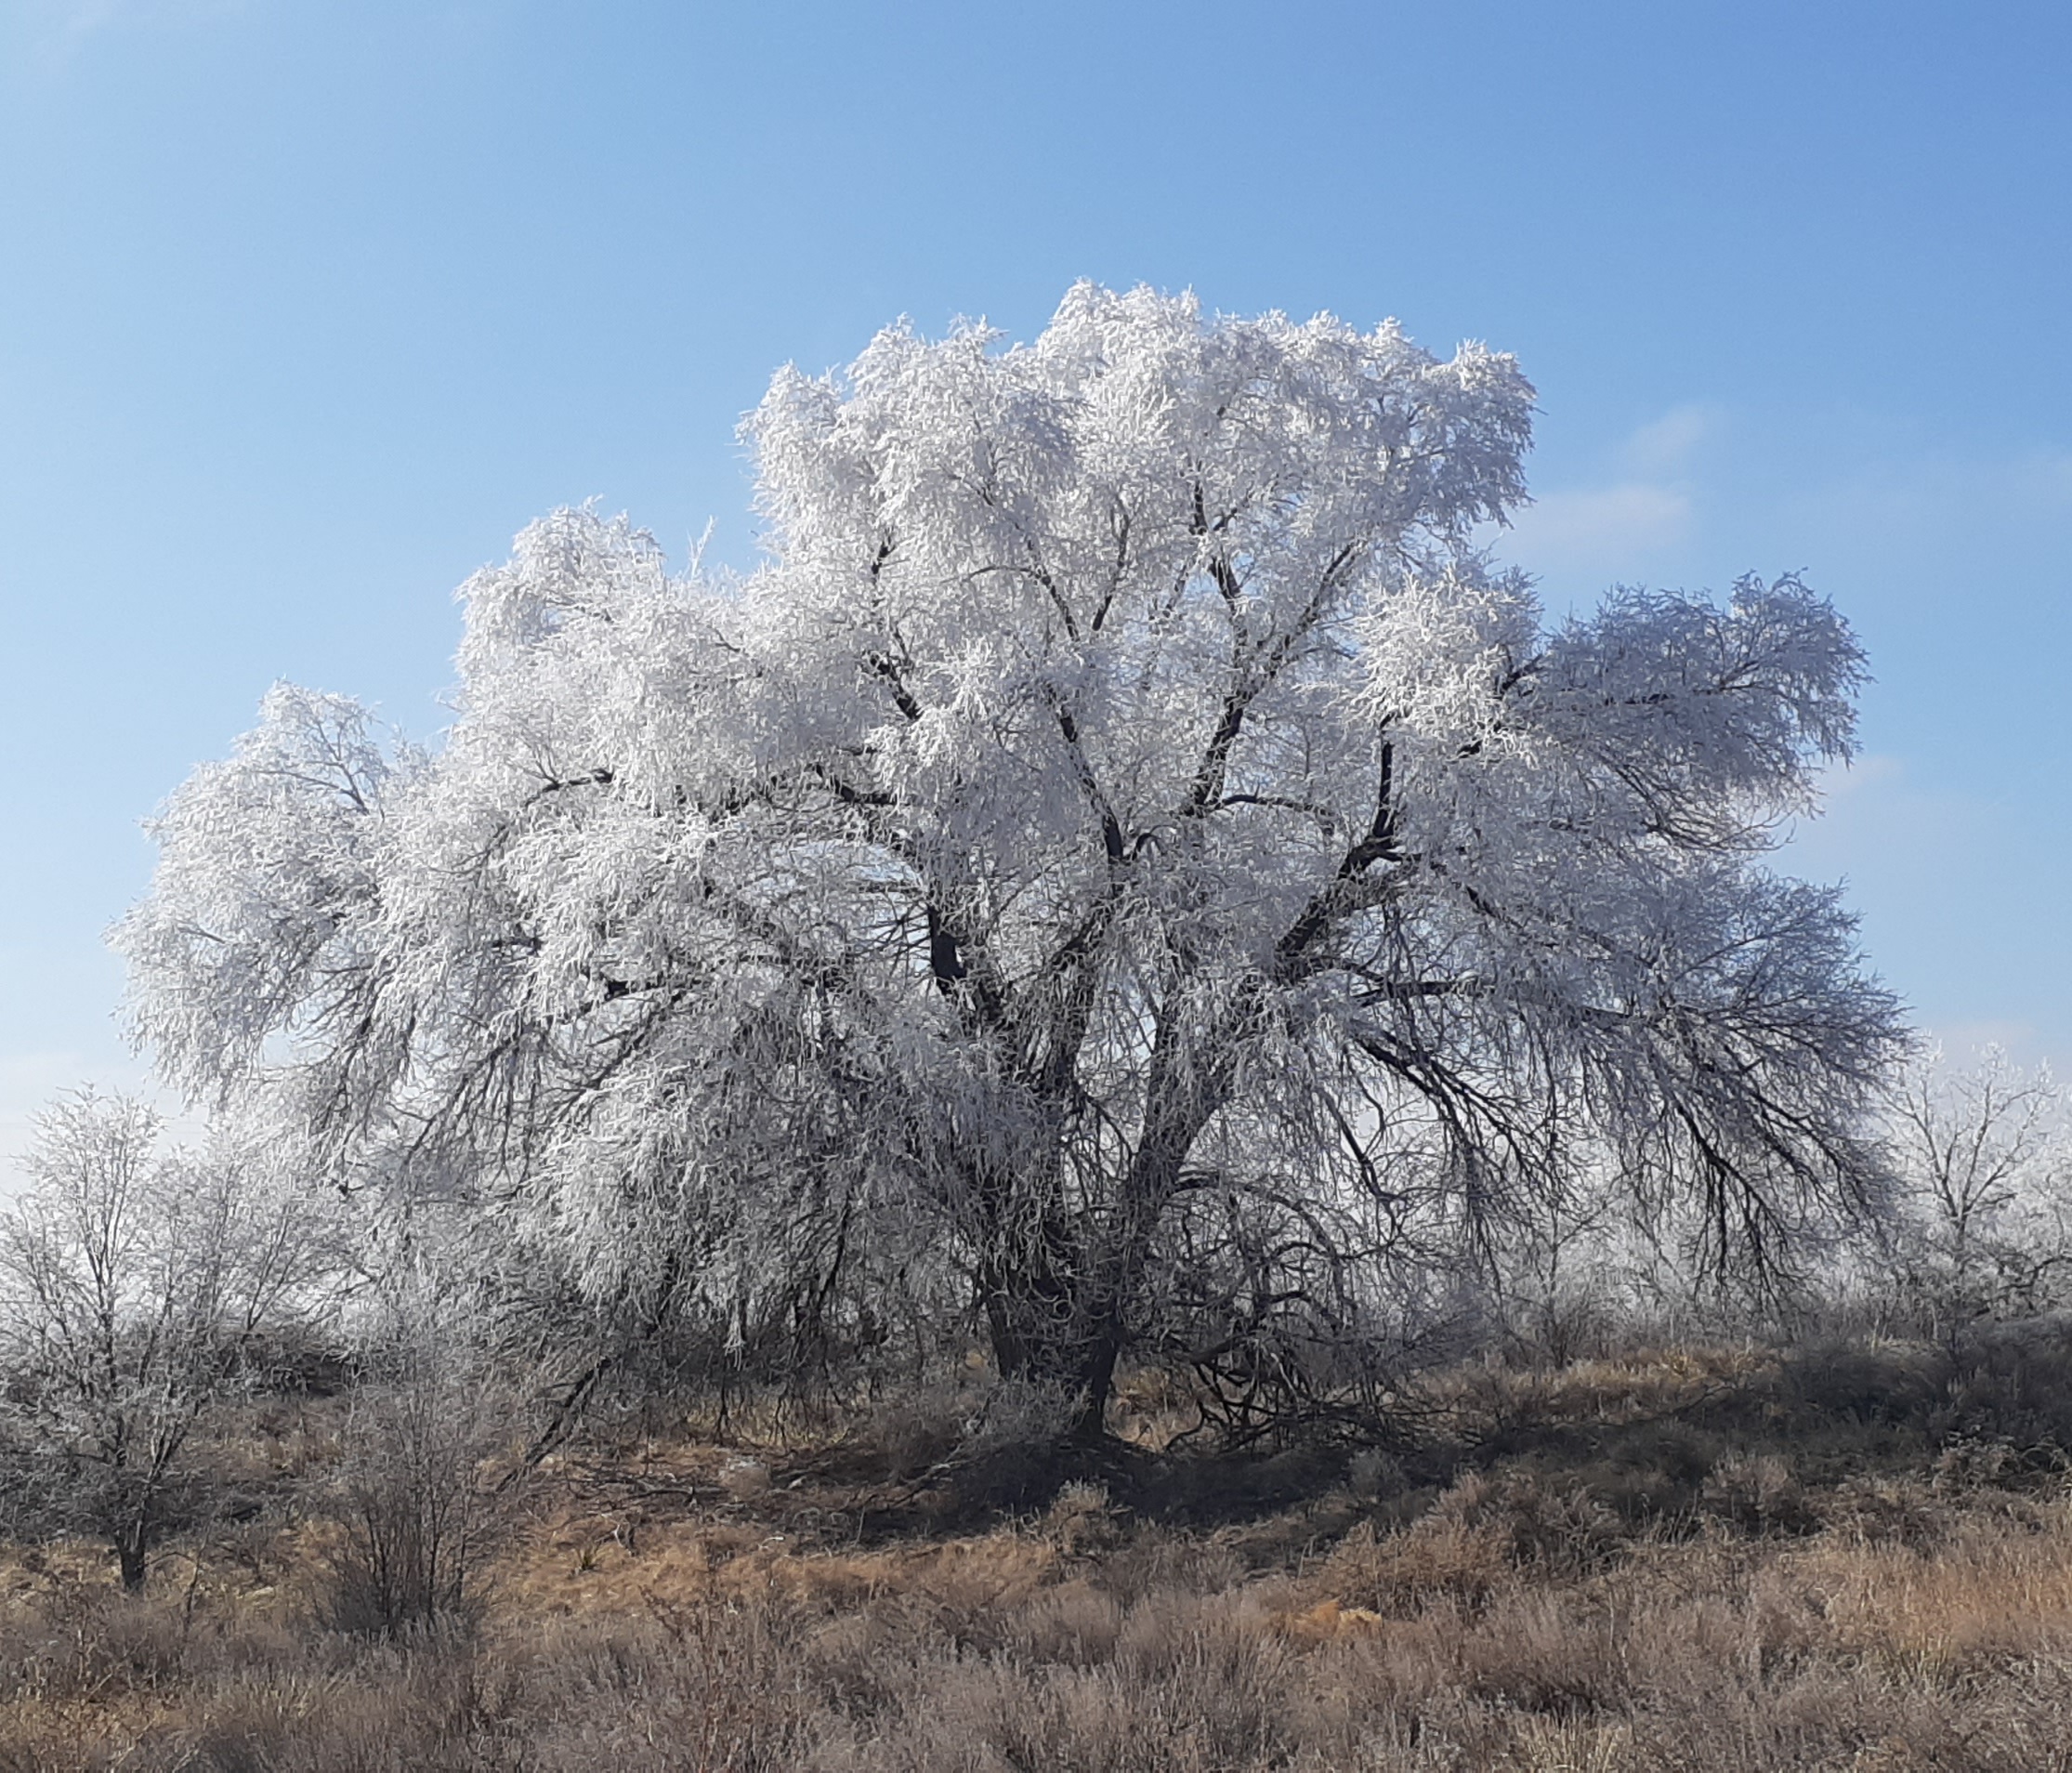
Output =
[{"x1": 118, "y1": 284, "x2": 1905, "y2": 1433}]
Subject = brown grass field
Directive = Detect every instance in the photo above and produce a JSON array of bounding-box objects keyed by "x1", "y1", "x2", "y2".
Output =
[{"x1": 8, "y1": 1336, "x2": 2072, "y2": 1770}]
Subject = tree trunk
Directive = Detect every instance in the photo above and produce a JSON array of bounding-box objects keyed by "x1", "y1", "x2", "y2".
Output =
[
  {"x1": 979, "y1": 1204, "x2": 1161, "y2": 1441},
  {"x1": 985, "y1": 1289, "x2": 1121, "y2": 1442},
  {"x1": 1072, "y1": 1323, "x2": 1124, "y2": 1441},
  {"x1": 983, "y1": 1263, "x2": 1085, "y2": 1383},
  {"x1": 116, "y1": 1526, "x2": 148, "y2": 1593},
  {"x1": 1068, "y1": 1091, "x2": 1217, "y2": 1439},
  {"x1": 978, "y1": 1044, "x2": 1225, "y2": 1441}
]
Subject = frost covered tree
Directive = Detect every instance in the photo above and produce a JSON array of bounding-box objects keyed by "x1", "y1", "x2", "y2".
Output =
[
  {"x1": 1882, "y1": 1047, "x2": 2070, "y2": 1339},
  {"x1": 119, "y1": 285, "x2": 1905, "y2": 1436},
  {"x1": 0, "y1": 1091, "x2": 332, "y2": 1586}
]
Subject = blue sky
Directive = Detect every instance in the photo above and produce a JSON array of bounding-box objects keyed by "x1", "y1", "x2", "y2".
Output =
[{"x1": 2, "y1": 0, "x2": 2067, "y2": 1160}]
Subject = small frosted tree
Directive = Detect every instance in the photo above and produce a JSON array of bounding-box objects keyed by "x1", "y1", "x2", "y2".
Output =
[
  {"x1": 0, "y1": 1090, "x2": 330, "y2": 1587},
  {"x1": 119, "y1": 285, "x2": 1906, "y2": 1436},
  {"x1": 1883, "y1": 1047, "x2": 2070, "y2": 1339}
]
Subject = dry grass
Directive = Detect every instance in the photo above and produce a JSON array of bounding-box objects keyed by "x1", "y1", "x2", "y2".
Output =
[{"x1": 9, "y1": 1339, "x2": 2072, "y2": 1770}]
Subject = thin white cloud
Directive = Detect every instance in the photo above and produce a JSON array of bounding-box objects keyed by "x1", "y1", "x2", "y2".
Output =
[
  {"x1": 1503, "y1": 481, "x2": 1694, "y2": 579},
  {"x1": 1788, "y1": 752, "x2": 1978, "y2": 870},
  {"x1": 1620, "y1": 404, "x2": 1715, "y2": 479},
  {"x1": 1779, "y1": 751, "x2": 2066, "y2": 1079},
  {"x1": 1496, "y1": 404, "x2": 1714, "y2": 584},
  {"x1": 1816, "y1": 752, "x2": 1904, "y2": 800}
]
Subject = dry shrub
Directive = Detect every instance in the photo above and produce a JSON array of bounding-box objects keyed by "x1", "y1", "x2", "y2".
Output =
[
  {"x1": 1946, "y1": 1318, "x2": 2072, "y2": 1447},
  {"x1": 1079, "y1": 1522, "x2": 1245, "y2": 1608},
  {"x1": 1346, "y1": 1446, "x2": 1404, "y2": 1498},
  {"x1": 1803, "y1": 1517, "x2": 2072, "y2": 1676},
  {"x1": 1043, "y1": 1480, "x2": 1125, "y2": 1558},
  {"x1": 1431, "y1": 1343, "x2": 1772, "y2": 1441},
  {"x1": 135, "y1": 1642, "x2": 479, "y2": 1773},
  {"x1": 1319, "y1": 1467, "x2": 1629, "y2": 1619},
  {"x1": 1005, "y1": 1580, "x2": 1123, "y2": 1667},
  {"x1": 817, "y1": 1586, "x2": 1295, "y2": 1773},
  {"x1": 1703, "y1": 1450, "x2": 1816, "y2": 1534},
  {"x1": 314, "y1": 1343, "x2": 506, "y2": 1640},
  {"x1": 317, "y1": 1420, "x2": 494, "y2": 1639},
  {"x1": 503, "y1": 1601, "x2": 811, "y2": 1772},
  {"x1": 1319, "y1": 1511, "x2": 1511, "y2": 1616},
  {"x1": 867, "y1": 1380, "x2": 974, "y2": 1478},
  {"x1": 859, "y1": 1374, "x2": 1081, "y2": 1483},
  {"x1": 1777, "y1": 1339, "x2": 1947, "y2": 1428},
  {"x1": 1502, "y1": 1716, "x2": 1636, "y2": 1773}
]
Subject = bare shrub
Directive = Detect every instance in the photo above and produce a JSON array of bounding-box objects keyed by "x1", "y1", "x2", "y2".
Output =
[
  {"x1": 866, "y1": 1376, "x2": 977, "y2": 1478},
  {"x1": 1347, "y1": 1445, "x2": 1404, "y2": 1499},
  {"x1": 1077, "y1": 1522, "x2": 1245, "y2": 1608},
  {"x1": 1320, "y1": 1510, "x2": 1512, "y2": 1617},
  {"x1": 316, "y1": 1285, "x2": 505, "y2": 1639}
]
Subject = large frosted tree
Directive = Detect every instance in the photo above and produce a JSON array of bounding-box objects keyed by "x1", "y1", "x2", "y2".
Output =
[{"x1": 120, "y1": 285, "x2": 1904, "y2": 1433}]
